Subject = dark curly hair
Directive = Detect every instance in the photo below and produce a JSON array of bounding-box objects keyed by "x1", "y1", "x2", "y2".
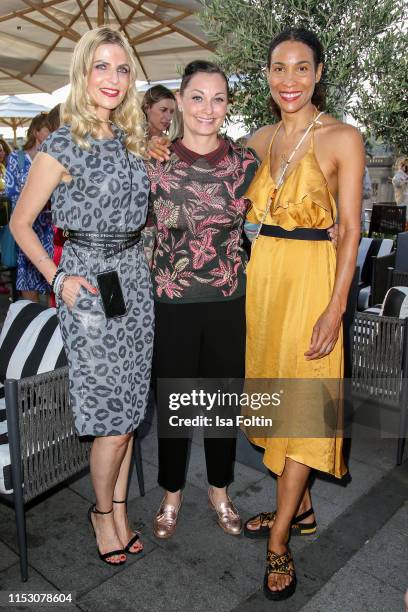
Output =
[{"x1": 267, "y1": 28, "x2": 326, "y2": 117}]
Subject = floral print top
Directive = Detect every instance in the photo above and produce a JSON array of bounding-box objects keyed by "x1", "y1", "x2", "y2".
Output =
[{"x1": 145, "y1": 137, "x2": 259, "y2": 303}]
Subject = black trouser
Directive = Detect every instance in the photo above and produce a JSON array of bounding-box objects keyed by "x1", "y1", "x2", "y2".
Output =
[{"x1": 153, "y1": 297, "x2": 246, "y2": 492}]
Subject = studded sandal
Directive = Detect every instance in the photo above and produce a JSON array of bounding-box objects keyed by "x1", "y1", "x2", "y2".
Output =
[
  {"x1": 263, "y1": 549, "x2": 297, "y2": 601},
  {"x1": 244, "y1": 507, "x2": 316, "y2": 539}
]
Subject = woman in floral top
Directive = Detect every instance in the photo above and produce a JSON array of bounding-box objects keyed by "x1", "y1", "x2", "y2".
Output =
[{"x1": 145, "y1": 61, "x2": 259, "y2": 539}]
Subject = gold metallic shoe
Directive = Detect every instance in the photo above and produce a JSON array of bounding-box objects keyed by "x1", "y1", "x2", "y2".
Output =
[
  {"x1": 208, "y1": 488, "x2": 242, "y2": 535},
  {"x1": 153, "y1": 494, "x2": 182, "y2": 539}
]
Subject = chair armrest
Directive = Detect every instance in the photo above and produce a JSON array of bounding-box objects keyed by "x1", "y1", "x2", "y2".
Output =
[{"x1": 370, "y1": 252, "x2": 396, "y2": 306}]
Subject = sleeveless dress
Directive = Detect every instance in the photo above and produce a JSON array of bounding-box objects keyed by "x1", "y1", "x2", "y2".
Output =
[
  {"x1": 40, "y1": 125, "x2": 154, "y2": 437},
  {"x1": 245, "y1": 123, "x2": 346, "y2": 478}
]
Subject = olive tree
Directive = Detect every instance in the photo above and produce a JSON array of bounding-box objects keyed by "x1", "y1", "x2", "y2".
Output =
[{"x1": 200, "y1": 0, "x2": 407, "y2": 151}]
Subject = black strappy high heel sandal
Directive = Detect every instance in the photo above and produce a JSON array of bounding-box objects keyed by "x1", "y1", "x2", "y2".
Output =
[
  {"x1": 88, "y1": 505, "x2": 127, "y2": 565},
  {"x1": 113, "y1": 499, "x2": 144, "y2": 555}
]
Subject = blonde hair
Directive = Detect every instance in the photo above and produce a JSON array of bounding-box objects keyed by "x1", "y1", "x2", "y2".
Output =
[{"x1": 62, "y1": 27, "x2": 146, "y2": 156}]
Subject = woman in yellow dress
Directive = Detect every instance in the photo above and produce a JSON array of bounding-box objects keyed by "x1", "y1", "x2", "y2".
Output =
[{"x1": 243, "y1": 28, "x2": 364, "y2": 600}]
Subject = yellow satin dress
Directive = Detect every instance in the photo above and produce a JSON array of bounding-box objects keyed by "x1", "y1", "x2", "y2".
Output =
[{"x1": 245, "y1": 124, "x2": 346, "y2": 478}]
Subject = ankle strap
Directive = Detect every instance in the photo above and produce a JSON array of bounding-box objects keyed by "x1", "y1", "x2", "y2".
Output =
[
  {"x1": 112, "y1": 499, "x2": 127, "y2": 504},
  {"x1": 293, "y1": 507, "x2": 314, "y2": 523}
]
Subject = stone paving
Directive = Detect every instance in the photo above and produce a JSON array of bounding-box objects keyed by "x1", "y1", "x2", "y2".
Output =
[{"x1": 0, "y1": 411, "x2": 407, "y2": 612}]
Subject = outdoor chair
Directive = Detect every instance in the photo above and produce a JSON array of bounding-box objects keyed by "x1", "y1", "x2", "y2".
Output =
[
  {"x1": 356, "y1": 237, "x2": 394, "y2": 310},
  {"x1": 368, "y1": 204, "x2": 407, "y2": 238},
  {"x1": 365, "y1": 233, "x2": 408, "y2": 312},
  {"x1": 0, "y1": 300, "x2": 145, "y2": 581},
  {"x1": 370, "y1": 252, "x2": 396, "y2": 308},
  {"x1": 394, "y1": 231, "x2": 408, "y2": 271},
  {"x1": 352, "y1": 291, "x2": 408, "y2": 465}
]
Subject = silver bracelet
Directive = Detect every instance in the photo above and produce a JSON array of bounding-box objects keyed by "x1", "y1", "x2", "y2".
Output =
[
  {"x1": 58, "y1": 274, "x2": 69, "y2": 298},
  {"x1": 53, "y1": 272, "x2": 67, "y2": 297}
]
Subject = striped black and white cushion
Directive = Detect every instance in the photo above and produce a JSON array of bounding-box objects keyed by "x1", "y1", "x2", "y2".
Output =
[
  {"x1": 0, "y1": 300, "x2": 67, "y2": 494},
  {"x1": 381, "y1": 287, "x2": 408, "y2": 318}
]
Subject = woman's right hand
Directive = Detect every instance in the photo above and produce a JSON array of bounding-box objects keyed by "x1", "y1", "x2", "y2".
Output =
[
  {"x1": 147, "y1": 136, "x2": 171, "y2": 161},
  {"x1": 60, "y1": 275, "x2": 98, "y2": 309}
]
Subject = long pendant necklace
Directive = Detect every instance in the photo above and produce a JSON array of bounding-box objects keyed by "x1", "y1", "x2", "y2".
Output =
[{"x1": 253, "y1": 110, "x2": 325, "y2": 243}]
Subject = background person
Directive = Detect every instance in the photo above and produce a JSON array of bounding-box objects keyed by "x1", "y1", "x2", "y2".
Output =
[
  {"x1": 392, "y1": 156, "x2": 408, "y2": 211},
  {"x1": 142, "y1": 84, "x2": 179, "y2": 140},
  {"x1": 6, "y1": 113, "x2": 52, "y2": 303},
  {"x1": 0, "y1": 138, "x2": 12, "y2": 189},
  {"x1": 10, "y1": 27, "x2": 153, "y2": 566},
  {"x1": 0, "y1": 138, "x2": 13, "y2": 294}
]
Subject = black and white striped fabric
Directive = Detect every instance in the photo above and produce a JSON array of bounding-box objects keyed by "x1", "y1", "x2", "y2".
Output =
[
  {"x1": 381, "y1": 287, "x2": 408, "y2": 318},
  {"x1": 0, "y1": 300, "x2": 67, "y2": 494}
]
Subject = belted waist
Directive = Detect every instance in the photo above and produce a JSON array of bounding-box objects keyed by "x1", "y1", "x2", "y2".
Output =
[
  {"x1": 63, "y1": 229, "x2": 141, "y2": 258},
  {"x1": 259, "y1": 225, "x2": 330, "y2": 241}
]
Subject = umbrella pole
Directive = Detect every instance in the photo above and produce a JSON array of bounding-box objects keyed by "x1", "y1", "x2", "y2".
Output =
[{"x1": 12, "y1": 119, "x2": 17, "y2": 147}]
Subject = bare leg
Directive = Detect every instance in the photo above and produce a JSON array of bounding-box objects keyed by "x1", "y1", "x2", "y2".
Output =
[
  {"x1": 267, "y1": 458, "x2": 311, "y2": 592},
  {"x1": 89, "y1": 433, "x2": 132, "y2": 563},
  {"x1": 246, "y1": 486, "x2": 314, "y2": 532},
  {"x1": 21, "y1": 290, "x2": 39, "y2": 302},
  {"x1": 112, "y1": 434, "x2": 143, "y2": 553},
  {"x1": 163, "y1": 490, "x2": 182, "y2": 505}
]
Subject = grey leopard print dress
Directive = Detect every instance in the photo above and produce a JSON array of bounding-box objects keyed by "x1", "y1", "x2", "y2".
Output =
[{"x1": 40, "y1": 125, "x2": 154, "y2": 437}]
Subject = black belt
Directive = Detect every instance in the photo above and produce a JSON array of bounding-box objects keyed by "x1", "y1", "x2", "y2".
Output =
[
  {"x1": 64, "y1": 229, "x2": 141, "y2": 258},
  {"x1": 259, "y1": 225, "x2": 330, "y2": 241}
]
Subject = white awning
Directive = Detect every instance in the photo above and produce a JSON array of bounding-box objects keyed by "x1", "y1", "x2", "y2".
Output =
[{"x1": 0, "y1": 1, "x2": 214, "y2": 95}]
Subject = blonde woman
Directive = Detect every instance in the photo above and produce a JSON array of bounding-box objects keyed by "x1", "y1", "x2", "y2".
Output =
[{"x1": 10, "y1": 27, "x2": 153, "y2": 566}]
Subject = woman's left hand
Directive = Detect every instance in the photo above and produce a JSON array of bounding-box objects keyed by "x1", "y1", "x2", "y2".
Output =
[{"x1": 304, "y1": 304, "x2": 342, "y2": 360}]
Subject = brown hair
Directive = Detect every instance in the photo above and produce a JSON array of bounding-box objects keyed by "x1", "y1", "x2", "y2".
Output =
[
  {"x1": 142, "y1": 85, "x2": 176, "y2": 117},
  {"x1": 179, "y1": 60, "x2": 229, "y2": 98},
  {"x1": 47, "y1": 104, "x2": 61, "y2": 132},
  {"x1": 0, "y1": 138, "x2": 12, "y2": 164},
  {"x1": 23, "y1": 113, "x2": 49, "y2": 150}
]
